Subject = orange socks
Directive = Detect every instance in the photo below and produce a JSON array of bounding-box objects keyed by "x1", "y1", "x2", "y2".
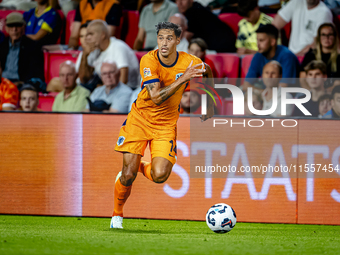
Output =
[
  {"x1": 139, "y1": 161, "x2": 153, "y2": 181},
  {"x1": 113, "y1": 161, "x2": 153, "y2": 217},
  {"x1": 112, "y1": 178, "x2": 132, "y2": 217}
]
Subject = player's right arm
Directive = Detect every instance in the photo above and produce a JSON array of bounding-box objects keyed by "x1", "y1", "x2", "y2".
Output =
[{"x1": 146, "y1": 61, "x2": 206, "y2": 106}]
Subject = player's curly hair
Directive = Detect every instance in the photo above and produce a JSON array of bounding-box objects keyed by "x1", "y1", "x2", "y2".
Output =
[{"x1": 155, "y1": 22, "x2": 182, "y2": 38}]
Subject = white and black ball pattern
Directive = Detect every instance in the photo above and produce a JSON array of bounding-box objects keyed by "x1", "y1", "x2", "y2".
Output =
[{"x1": 206, "y1": 203, "x2": 237, "y2": 233}]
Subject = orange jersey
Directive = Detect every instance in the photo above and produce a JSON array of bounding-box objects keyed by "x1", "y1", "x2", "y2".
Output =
[
  {"x1": 79, "y1": 0, "x2": 117, "y2": 24},
  {"x1": 0, "y1": 78, "x2": 19, "y2": 111},
  {"x1": 131, "y1": 50, "x2": 203, "y2": 129}
]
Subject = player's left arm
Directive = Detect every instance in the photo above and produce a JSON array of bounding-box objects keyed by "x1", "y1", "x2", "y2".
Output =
[
  {"x1": 146, "y1": 61, "x2": 205, "y2": 106},
  {"x1": 200, "y1": 63, "x2": 215, "y2": 121}
]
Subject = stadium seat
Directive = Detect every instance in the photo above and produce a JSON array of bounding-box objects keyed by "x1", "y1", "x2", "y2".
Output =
[
  {"x1": 205, "y1": 53, "x2": 240, "y2": 79},
  {"x1": 38, "y1": 92, "x2": 58, "y2": 111},
  {"x1": 120, "y1": 10, "x2": 140, "y2": 49},
  {"x1": 56, "y1": 10, "x2": 65, "y2": 44},
  {"x1": 0, "y1": 10, "x2": 24, "y2": 35},
  {"x1": 282, "y1": 22, "x2": 291, "y2": 42},
  {"x1": 43, "y1": 50, "x2": 80, "y2": 83},
  {"x1": 297, "y1": 55, "x2": 304, "y2": 63},
  {"x1": 135, "y1": 51, "x2": 148, "y2": 61},
  {"x1": 65, "y1": 9, "x2": 76, "y2": 45},
  {"x1": 223, "y1": 98, "x2": 233, "y2": 116},
  {"x1": 240, "y1": 54, "x2": 254, "y2": 79},
  {"x1": 218, "y1": 13, "x2": 242, "y2": 37}
]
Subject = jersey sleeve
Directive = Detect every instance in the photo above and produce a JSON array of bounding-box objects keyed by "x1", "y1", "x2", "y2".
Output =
[
  {"x1": 41, "y1": 22, "x2": 53, "y2": 33},
  {"x1": 186, "y1": 53, "x2": 204, "y2": 68},
  {"x1": 278, "y1": 0, "x2": 296, "y2": 23},
  {"x1": 140, "y1": 54, "x2": 160, "y2": 85},
  {"x1": 41, "y1": 10, "x2": 58, "y2": 32},
  {"x1": 193, "y1": 56, "x2": 204, "y2": 66},
  {"x1": 192, "y1": 55, "x2": 205, "y2": 74}
]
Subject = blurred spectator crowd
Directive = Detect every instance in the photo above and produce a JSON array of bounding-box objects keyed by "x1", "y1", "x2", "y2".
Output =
[{"x1": 0, "y1": 0, "x2": 340, "y2": 119}]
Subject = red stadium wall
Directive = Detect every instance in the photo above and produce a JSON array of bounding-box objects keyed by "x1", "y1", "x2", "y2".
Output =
[{"x1": 0, "y1": 113, "x2": 339, "y2": 225}]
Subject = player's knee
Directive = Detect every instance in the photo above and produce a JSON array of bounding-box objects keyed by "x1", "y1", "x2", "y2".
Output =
[
  {"x1": 152, "y1": 168, "x2": 170, "y2": 183},
  {"x1": 120, "y1": 171, "x2": 137, "y2": 186}
]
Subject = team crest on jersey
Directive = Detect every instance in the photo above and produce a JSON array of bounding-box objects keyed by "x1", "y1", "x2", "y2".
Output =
[
  {"x1": 176, "y1": 73, "x2": 183, "y2": 80},
  {"x1": 38, "y1": 20, "x2": 43, "y2": 27},
  {"x1": 143, "y1": 68, "x2": 151, "y2": 78},
  {"x1": 117, "y1": 136, "x2": 125, "y2": 146}
]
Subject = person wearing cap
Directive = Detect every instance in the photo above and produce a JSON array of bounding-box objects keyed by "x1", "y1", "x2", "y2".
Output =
[
  {"x1": 84, "y1": 62, "x2": 132, "y2": 113},
  {"x1": 52, "y1": 61, "x2": 90, "y2": 112},
  {"x1": 242, "y1": 24, "x2": 300, "y2": 90},
  {"x1": 0, "y1": 12, "x2": 45, "y2": 85},
  {"x1": 19, "y1": 84, "x2": 40, "y2": 112}
]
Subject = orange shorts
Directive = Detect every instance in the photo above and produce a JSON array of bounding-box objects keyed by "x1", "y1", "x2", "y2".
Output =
[{"x1": 114, "y1": 112, "x2": 177, "y2": 165}]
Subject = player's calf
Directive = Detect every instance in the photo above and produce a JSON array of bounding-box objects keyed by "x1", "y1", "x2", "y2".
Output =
[{"x1": 120, "y1": 153, "x2": 141, "y2": 186}]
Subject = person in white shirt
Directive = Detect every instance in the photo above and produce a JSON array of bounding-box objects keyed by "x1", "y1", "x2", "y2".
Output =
[
  {"x1": 261, "y1": 61, "x2": 293, "y2": 117},
  {"x1": 272, "y1": 0, "x2": 332, "y2": 56},
  {"x1": 75, "y1": 22, "x2": 99, "y2": 92},
  {"x1": 80, "y1": 20, "x2": 140, "y2": 89}
]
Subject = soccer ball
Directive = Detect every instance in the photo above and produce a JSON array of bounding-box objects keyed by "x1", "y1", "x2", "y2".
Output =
[{"x1": 206, "y1": 203, "x2": 237, "y2": 233}]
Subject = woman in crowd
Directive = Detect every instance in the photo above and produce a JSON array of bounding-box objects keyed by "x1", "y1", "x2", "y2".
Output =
[
  {"x1": 188, "y1": 38, "x2": 218, "y2": 78},
  {"x1": 300, "y1": 23, "x2": 340, "y2": 89}
]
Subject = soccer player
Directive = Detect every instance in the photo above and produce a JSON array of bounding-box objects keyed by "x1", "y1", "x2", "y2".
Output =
[{"x1": 110, "y1": 22, "x2": 214, "y2": 228}]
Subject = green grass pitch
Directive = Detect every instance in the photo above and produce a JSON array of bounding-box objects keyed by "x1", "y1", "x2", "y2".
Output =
[{"x1": 0, "y1": 215, "x2": 339, "y2": 255}]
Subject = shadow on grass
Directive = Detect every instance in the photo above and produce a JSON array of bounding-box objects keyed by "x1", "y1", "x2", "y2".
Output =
[{"x1": 104, "y1": 228, "x2": 163, "y2": 234}]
